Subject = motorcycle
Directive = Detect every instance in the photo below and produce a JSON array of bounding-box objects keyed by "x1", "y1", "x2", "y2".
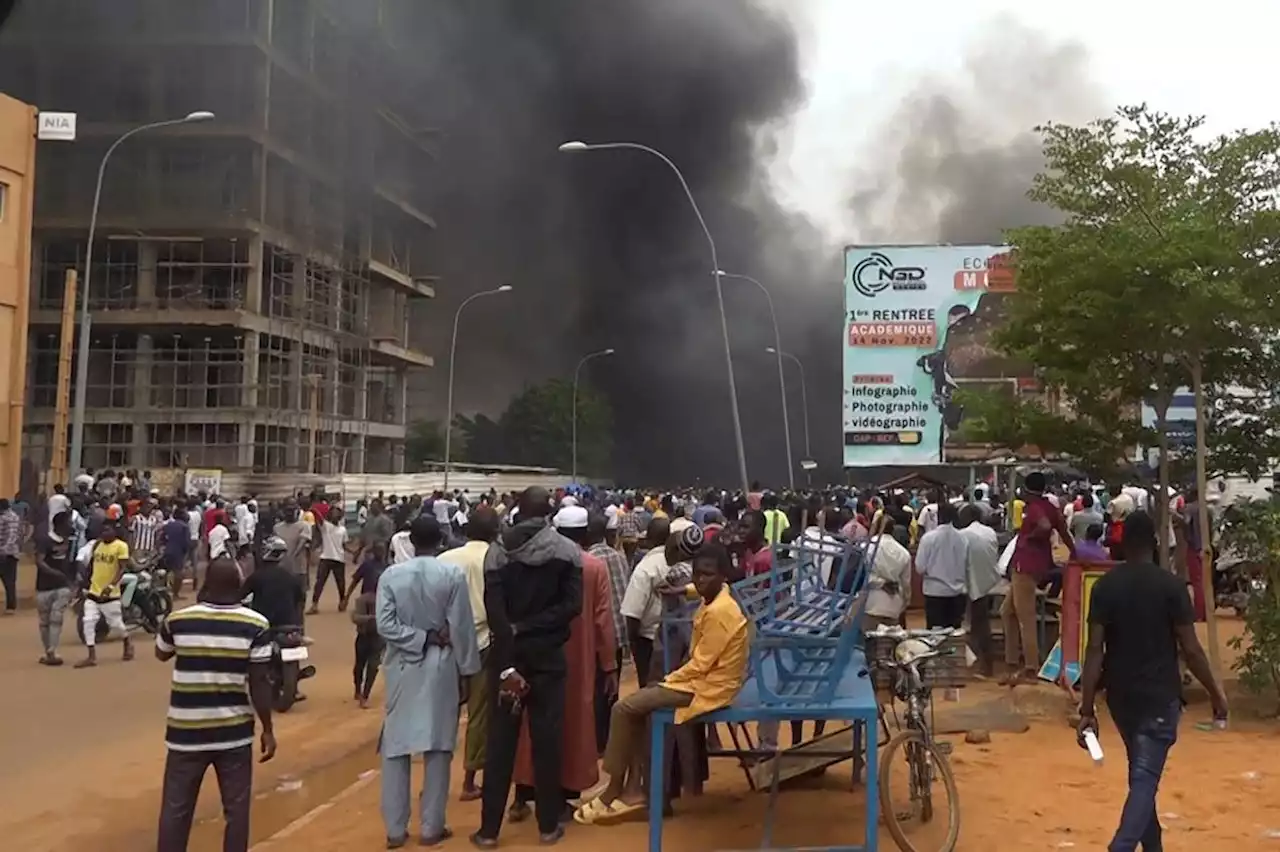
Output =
[
  {"x1": 1213, "y1": 553, "x2": 1263, "y2": 617},
  {"x1": 270, "y1": 625, "x2": 317, "y2": 713},
  {"x1": 76, "y1": 559, "x2": 174, "y2": 645}
]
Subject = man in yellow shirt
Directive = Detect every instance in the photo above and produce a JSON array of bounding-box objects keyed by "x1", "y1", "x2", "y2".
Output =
[
  {"x1": 762, "y1": 493, "x2": 790, "y2": 545},
  {"x1": 574, "y1": 541, "x2": 748, "y2": 825},
  {"x1": 76, "y1": 521, "x2": 135, "y2": 667},
  {"x1": 1010, "y1": 491, "x2": 1026, "y2": 531}
]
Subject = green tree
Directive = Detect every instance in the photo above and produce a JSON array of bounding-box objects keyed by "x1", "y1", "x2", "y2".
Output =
[
  {"x1": 955, "y1": 386, "x2": 1143, "y2": 481},
  {"x1": 449, "y1": 380, "x2": 614, "y2": 476},
  {"x1": 1221, "y1": 500, "x2": 1280, "y2": 712},
  {"x1": 452, "y1": 413, "x2": 504, "y2": 464},
  {"x1": 499, "y1": 379, "x2": 613, "y2": 476},
  {"x1": 1002, "y1": 104, "x2": 1280, "y2": 673},
  {"x1": 404, "y1": 419, "x2": 448, "y2": 470}
]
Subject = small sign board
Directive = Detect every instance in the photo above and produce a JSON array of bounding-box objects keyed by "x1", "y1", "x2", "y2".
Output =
[
  {"x1": 37, "y1": 111, "x2": 77, "y2": 141},
  {"x1": 800, "y1": 459, "x2": 818, "y2": 471},
  {"x1": 184, "y1": 467, "x2": 223, "y2": 497}
]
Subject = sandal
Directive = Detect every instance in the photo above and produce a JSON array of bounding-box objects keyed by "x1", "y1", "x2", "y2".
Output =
[{"x1": 572, "y1": 797, "x2": 645, "y2": 826}]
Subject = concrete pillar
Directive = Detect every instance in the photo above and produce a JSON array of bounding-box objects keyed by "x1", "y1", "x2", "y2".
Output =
[
  {"x1": 356, "y1": 363, "x2": 368, "y2": 420},
  {"x1": 130, "y1": 334, "x2": 153, "y2": 467},
  {"x1": 349, "y1": 434, "x2": 366, "y2": 474},
  {"x1": 397, "y1": 369, "x2": 408, "y2": 429},
  {"x1": 289, "y1": 347, "x2": 305, "y2": 473},
  {"x1": 241, "y1": 332, "x2": 261, "y2": 408},
  {"x1": 290, "y1": 253, "x2": 306, "y2": 322},
  {"x1": 330, "y1": 273, "x2": 342, "y2": 332},
  {"x1": 132, "y1": 334, "x2": 154, "y2": 409},
  {"x1": 328, "y1": 350, "x2": 340, "y2": 416},
  {"x1": 138, "y1": 241, "x2": 158, "y2": 309},
  {"x1": 245, "y1": 235, "x2": 264, "y2": 313},
  {"x1": 237, "y1": 332, "x2": 261, "y2": 470}
]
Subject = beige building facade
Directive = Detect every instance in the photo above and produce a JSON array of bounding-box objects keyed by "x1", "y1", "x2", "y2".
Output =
[{"x1": 0, "y1": 94, "x2": 35, "y2": 498}]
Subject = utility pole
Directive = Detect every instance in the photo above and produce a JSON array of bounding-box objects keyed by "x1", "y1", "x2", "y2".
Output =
[
  {"x1": 1191, "y1": 355, "x2": 1222, "y2": 678},
  {"x1": 50, "y1": 269, "x2": 78, "y2": 488}
]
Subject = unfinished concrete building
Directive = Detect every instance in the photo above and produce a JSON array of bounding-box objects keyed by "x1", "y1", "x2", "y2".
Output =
[{"x1": 0, "y1": 0, "x2": 436, "y2": 474}]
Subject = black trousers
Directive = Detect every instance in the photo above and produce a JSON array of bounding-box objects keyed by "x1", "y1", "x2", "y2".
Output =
[
  {"x1": 156, "y1": 745, "x2": 253, "y2": 852},
  {"x1": 312, "y1": 558, "x2": 346, "y2": 604},
  {"x1": 353, "y1": 632, "x2": 384, "y2": 698},
  {"x1": 631, "y1": 636, "x2": 654, "y2": 688},
  {"x1": 924, "y1": 594, "x2": 967, "y2": 629},
  {"x1": 479, "y1": 665, "x2": 567, "y2": 838},
  {"x1": 968, "y1": 595, "x2": 995, "y2": 676},
  {"x1": 595, "y1": 648, "x2": 623, "y2": 754},
  {"x1": 0, "y1": 555, "x2": 16, "y2": 610}
]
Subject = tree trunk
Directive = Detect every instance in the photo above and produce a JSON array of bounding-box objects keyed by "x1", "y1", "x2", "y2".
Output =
[
  {"x1": 1155, "y1": 403, "x2": 1171, "y2": 569},
  {"x1": 1192, "y1": 356, "x2": 1223, "y2": 679}
]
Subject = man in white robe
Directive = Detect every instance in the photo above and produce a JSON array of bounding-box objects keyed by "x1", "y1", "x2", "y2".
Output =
[{"x1": 376, "y1": 515, "x2": 481, "y2": 847}]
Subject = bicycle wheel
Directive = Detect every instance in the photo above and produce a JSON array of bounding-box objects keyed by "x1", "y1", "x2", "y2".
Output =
[{"x1": 878, "y1": 729, "x2": 960, "y2": 852}]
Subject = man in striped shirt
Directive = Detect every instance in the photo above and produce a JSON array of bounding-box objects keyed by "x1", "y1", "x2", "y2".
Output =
[
  {"x1": 130, "y1": 498, "x2": 163, "y2": 567},
  {"x1": 155, "y1": 558, "x2": 277, "y2": 852},
  {"x1": 586, "y1": 513, "x2": 631, "y2": 754}
]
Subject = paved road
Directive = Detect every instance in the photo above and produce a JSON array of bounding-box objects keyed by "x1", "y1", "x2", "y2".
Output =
[{"x1": 0, "y1": 599, "x2": 383, "y2": 852}]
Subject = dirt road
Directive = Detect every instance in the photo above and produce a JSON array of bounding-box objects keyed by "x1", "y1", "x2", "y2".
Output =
[
  {"x1": 0, "y1": 602, "x2": 383, "y2": 852},
  {"x1": 6, "y1": 604, "x2": 1280, "y2": 850},
  {"x1": 248, "y1": 675, "x2": 1280, "y2": 851}
]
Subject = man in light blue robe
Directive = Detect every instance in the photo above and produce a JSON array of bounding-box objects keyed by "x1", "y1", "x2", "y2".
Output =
[{"x1": 376, "y1": 515, "x2": 480, "y2": 847}]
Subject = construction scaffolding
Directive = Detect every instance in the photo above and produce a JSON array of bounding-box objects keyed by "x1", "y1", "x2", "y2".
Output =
[{"x1": 2, "y1": 0, "x2": 439, "y2": 478}]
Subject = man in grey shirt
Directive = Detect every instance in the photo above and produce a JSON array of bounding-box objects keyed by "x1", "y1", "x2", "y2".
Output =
[
  {"x1": 360, "y1": 500, "x2": 395, "y2": 556},
  {"x1": 958, "y1": 505, "x2": 1002, "y2": 676},
  {"x1": 1069, "y1": 493, "x2": 1104, "y2": 542},
  {"x1": 273, "y1": 502, "x2": 312, "y2": 585},
  {"x1": 915, "y1": 502, "x2": 969, "y2": 629}
]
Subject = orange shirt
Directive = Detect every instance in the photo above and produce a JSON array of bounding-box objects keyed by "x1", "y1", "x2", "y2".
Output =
[{"x1": 662, "y1": 585, "x2": 749, "y2": 724}]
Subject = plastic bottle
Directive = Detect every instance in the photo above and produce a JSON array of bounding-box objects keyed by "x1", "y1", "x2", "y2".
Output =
[{"x1": 1083, "y1": 729, "x2": 1104, "y2": 764}]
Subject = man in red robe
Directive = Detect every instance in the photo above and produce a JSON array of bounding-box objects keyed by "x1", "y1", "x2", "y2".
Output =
[{"x1": 507, "y1": 505, "x2": 618, "y2": 825}]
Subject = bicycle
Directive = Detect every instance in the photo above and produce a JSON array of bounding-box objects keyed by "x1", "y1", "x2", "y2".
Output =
[{"x1": 874, "y1": 630, "x2": 962, "y2": 852}]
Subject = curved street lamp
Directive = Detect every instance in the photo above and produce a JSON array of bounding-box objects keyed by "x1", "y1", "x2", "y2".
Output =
[
  {"x1": 766, "y1": 346, "x2": 811, "y2": 484},
  {"x1": 559, "y1": 140, "x2": 750, "y2": 494},
  {"x1": 720, "y1": 271, "x2": 793, "y2": 489},
  {"x1": 443, "y1": 285, "x2": 513, "y2": 490},
  {"x1": 571, "y1": 347, "x2": 615, "y2": 483},
  {"x1": 68, "y1": 110, "x2": 216, "y2": 476}
]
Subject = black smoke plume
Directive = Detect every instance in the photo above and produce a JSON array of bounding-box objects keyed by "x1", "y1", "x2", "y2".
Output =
[
  {"x1": 423, "y1": 9, "x2": 1108, "y2": 486},
  {"x1": 414, "y1": 0, "x2": 816, "y2": 486}
]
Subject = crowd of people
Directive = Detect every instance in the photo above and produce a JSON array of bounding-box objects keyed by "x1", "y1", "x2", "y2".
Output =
[{"x1": 3, "y1": 467, "x2": 1235, "y2": 851}]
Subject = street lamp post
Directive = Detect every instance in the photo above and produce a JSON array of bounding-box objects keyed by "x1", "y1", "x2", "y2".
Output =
[
  {"x1": 443, "y1": 285, "x2": 513, "y2": 490},
  {"x1": 67, "y1": 111, "x2": 216, "y2": 477},
  {"x1": 719, "y1": 271, "x2": 793, "y2": 489},
  {"x1": 559, "y1": 140, "x2": 750, "y2": 494},
  {"x1": 767, "y1": 346, "x2": 811, "y2": 485},
  {"x1": 571, "y1": 347, "x2": 615, "y2": 483}
]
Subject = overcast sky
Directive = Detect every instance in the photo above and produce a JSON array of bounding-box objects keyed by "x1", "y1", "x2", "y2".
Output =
[{"x1": 765, "y1": 0, "x2": 1280, "y2": 243}]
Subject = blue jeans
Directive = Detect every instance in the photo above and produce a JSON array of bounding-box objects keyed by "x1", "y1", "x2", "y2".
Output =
[{"x1": 1108, "y1": 699, "x2": 1181, "y2": 852}]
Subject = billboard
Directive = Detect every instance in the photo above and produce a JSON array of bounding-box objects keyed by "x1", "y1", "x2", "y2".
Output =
[{"x1": 843, "y1": 244, "x2": 1014, "y2": 467}]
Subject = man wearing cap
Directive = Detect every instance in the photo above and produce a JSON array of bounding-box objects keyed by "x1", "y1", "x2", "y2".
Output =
[
  {"x1": 376, "y1": 515, "x2": 480, "y2": 848},
  {"x1": 620, "y1": 521, "x2": 698, "y2": 687},
  {"x1": 473, "y1": 487, "x2": 583, "y2": 847}
]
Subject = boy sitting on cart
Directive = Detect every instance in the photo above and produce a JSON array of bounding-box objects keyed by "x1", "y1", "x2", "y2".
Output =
[{"x1": 574, "y1": 541, "x2": 749, "y2": 826}]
